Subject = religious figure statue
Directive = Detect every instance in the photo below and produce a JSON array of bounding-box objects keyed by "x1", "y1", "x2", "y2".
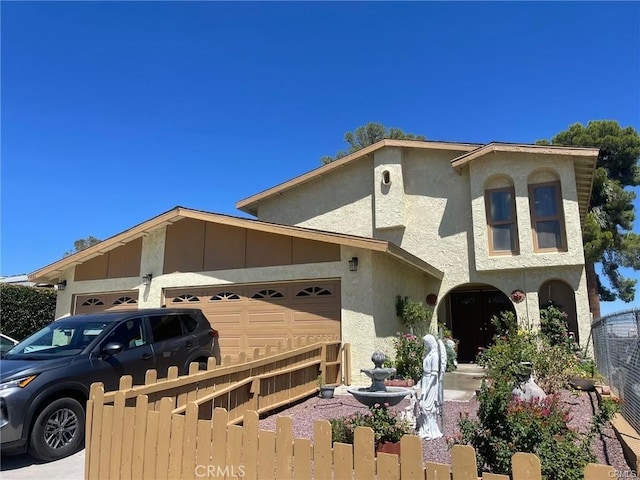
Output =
[{"x1": 416, "y1": 334, "x2": 446, "y2": 439}]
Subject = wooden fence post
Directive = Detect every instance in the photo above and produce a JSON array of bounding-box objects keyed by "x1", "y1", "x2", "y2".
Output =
[
  {"x1": 511, "y1": 452, "x2": 542, "y2": 480},
  {"x1": 450, "y1": 444, "x2": 478, "y2": 480},
  {"x1": 313, "y1": 420, "x2": 333, "y2": 480}
]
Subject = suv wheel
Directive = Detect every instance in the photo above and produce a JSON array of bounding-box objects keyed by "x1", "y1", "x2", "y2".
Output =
[{"x1": 29, "y1": 398, "x2": 85, "y2": 461}]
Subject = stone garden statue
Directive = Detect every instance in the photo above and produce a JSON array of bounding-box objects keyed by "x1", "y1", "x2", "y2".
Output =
[{"x1": 416, "y1": 334, "x2": 446, "y2": 440}]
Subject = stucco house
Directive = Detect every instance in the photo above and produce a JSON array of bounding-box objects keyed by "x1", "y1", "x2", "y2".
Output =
[{"x1": 29, "y1": 139, "x2": 599, "y2": 380}]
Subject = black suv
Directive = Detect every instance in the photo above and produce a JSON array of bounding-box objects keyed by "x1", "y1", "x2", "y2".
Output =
[{"x1": 0, "y1": 308, "x2": 218, "y2": 461}]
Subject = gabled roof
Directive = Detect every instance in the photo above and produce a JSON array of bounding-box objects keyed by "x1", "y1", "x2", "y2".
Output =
[
  {"x1": 450, "y1": 142, "x2": 599, "y2": 223},
  {"x1": 236, "y1": 139, "x2": 481, "y2": 216},
  {"x1": 29, "y1": 206, "x2": 443, "y2": 283}
]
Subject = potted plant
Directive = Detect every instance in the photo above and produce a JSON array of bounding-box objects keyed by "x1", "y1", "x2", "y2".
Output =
[
  {"x1": 329, "y1": 403, "x2": 412, "y2": 456},
  {"x1": 569, "y1": 359, "x2": 601, "y2": 391},
  {"x1": 317, "y1": 374, "x2": 336, "y2": 399}
]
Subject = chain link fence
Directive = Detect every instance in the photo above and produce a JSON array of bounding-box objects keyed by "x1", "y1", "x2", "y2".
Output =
[{"x1": 592, "y1": 308, "x2": 640, "y2": 434}]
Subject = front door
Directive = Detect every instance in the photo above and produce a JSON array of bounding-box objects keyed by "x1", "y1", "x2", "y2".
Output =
[{"x1": 450, "y1": 290, "x2": 514, "y2": 362}]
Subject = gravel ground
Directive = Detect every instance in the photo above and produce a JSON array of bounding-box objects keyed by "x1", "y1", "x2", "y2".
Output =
[{"x1": 258, "y1": 390, "x2": 632, "y2": 475}]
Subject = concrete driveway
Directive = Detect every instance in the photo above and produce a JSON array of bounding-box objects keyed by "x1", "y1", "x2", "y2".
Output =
[{"x1": 0, "y1": 449, "x2": 84, "y2": 480}]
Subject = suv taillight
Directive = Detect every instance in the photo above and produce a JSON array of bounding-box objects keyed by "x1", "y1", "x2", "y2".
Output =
[{"x1": 209, "y1": 329, "x2": 219, "y2": 338}]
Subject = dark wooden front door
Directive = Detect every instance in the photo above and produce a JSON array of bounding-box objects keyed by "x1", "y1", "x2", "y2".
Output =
[{"x1": 450, "y1": 290, "x2": 514, "y2": 362}]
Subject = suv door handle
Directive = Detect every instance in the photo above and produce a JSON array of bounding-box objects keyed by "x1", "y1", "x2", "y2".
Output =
[
  {"x1": 185, "y1": 341, "x2": 193, "y2": 347},
  {"x1": 140, "y1": 353, "x2": 153, "y2": 361}
]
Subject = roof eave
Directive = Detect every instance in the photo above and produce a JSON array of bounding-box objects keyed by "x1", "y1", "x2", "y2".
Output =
[{"x1": 236, "y1": 139, "x2": 480, "y2": 216}]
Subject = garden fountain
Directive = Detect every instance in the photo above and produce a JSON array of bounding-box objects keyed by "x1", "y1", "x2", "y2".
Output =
[{"x1": 347, "y1": 350, "x2": 412, "y2": 407}]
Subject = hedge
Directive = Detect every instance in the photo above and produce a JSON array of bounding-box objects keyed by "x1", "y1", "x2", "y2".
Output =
[{"x1": 0, "y1": 284, "x2": 57, "y2": 341}]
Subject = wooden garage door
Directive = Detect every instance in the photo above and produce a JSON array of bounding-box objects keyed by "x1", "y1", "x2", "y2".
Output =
[
  {"x1": 164, "y1": 280, "x2": 341, "y2": 359},
  {"x1": 74, "y1": 292, "x2": 139, "y2": 315}
]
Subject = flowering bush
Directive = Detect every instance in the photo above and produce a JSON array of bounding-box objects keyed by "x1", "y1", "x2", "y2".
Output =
[
  {"x1": 453, "y1": 379, "x2": 617, "y2": 480},
  {"x1": 329, "y1": 403, "x2": 412, "y2": 447},
  {"x1": 392, "y1": 332, "x2": 424, "y2": 382}
]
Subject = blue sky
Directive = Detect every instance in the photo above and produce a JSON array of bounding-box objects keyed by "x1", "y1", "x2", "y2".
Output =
[{"x1": 1, "y1": 1, "x2": 638, "y2": 316}]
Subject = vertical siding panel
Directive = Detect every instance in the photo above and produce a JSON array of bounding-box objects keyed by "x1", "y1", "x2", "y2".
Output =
[
  {"x1": 483, "y1": 473, "x2": 510, "y2": 479},
  {"x1": 243, "y1": 411, "x2": 259, "y2": 479},
  {"x1": 168, "y1": 414, "x2": 185, "y2": 480},
  {"x1": 292, "y1": 438, "x2": 312, "y2": 480},
  {"x1": 211, "y1": 407, "x2": 228, "y2": 470},
  {"x1": 226, "y1": 425, "x2": 243, "y2": 480},
  {"x1": 120, "y1": 404, "x2": 136, "y2": 480},
  {"x1": 450, "y1": 445, "x2": 478, "y2": 480},
  {"x1": 182, "y1": 403, "x2": 199, "y2": 480},
  {"x1": 196, "y1": 419, "x2": 213, "y2": 470},
  {"x1": 399, "y1": 435, "x2": 423, "y2": 480},
  {"x1": 313, "y1": 420, "x2": 333, "y2": 480},
  {"x1": 98, "y1": 406, "x2": 114, "y2": 479},
  {"x1": 132, "y1": 395, "x2": 149, "y2": 480},
  {"x1": 275, "y1": 416, "x2": 293, "y2": 480},
  {"x1": 155, "y1": 397, "x2": 174, "y2": 480},
  {"x1": 333, "y1": 443, "x2": 353, "y2": 478},
  {"x1": 142, "y1": 411, "x2": 160, "y2": 480},
  {"x1": 377, "y1": 454, "x2": 400, "y2": 480},
  {"x1": 87, "y1": 382, "x2": 104, "y2": 480},
  {"x1": 353, "y1": 426, "x2": 375, "y2": 480},
  {"x1": 584, "y1": 463, "x2": 616, "y2": 479},
  {"x1": 109, "y1": 391, "x2": 126, "y2": 479},
  {"x1": 511, "y1": 452, "x2": 542, "y2": 480},
  {"x1": 425, "y1": 462, "x2": 450, "y2": 479},
  {"x1": 258, "y1": 430, "x2": 276, "y2": 480}
]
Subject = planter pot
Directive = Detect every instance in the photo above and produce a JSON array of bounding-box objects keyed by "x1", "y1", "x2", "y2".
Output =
[
  {"x1": 376, "y1": 441, "x2": 401, "y2": 458},
  {"x1": 319, "y1": 385, "x2": 335, "y2": 399},
  {"x1": 570, "y1": 376, "x2": 596, "y2": 391},
  {"x1": 384, "y1": 379, "x2": 415, "y2": 387}
]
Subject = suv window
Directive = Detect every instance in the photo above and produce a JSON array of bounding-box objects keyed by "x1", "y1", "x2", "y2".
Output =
[
  {"x1": 149, "y1": 315, "x2": 183, "y2": 342},
  {"x1": 105, "y1": 318, "x2": 146, "y2": 350},
  {"x1": 180, "y1": 313, "x2": 198, "y2": 333}
]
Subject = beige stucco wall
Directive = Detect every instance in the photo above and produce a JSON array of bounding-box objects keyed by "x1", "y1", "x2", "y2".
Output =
[
  {"x1": 469, "y1": 152, "x2": 585, "y2": 271},
  {"x1": 256, "y1": 158, "x2": 375, "y2": 236},
  {"x1": 253, "y1": 146, "x2": 592, "y2": 348}
]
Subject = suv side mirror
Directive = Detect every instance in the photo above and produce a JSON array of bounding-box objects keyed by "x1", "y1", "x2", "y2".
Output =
[{"x1": 102, "y1": 342, "x2": 124, "y2": 356}]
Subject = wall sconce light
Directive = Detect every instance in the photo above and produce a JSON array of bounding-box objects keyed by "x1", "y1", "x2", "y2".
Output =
[
  {"x1": 348, "y1": 257, "x2": 359, "y2": 272},
  {"x1": 142, "y1": 273, "x2": 153, "y2": 286},
  {"x1": 57, "y1": 280, "x2": 67, "y2": 291}
]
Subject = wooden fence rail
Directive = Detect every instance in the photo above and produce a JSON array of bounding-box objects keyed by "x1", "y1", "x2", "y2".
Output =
[
  {"x1": 94, "y1": 337, "x2": 344, "y2": 424},
  {"x1": 85, "y1": 397, "x2": 617, "y2": 480}
]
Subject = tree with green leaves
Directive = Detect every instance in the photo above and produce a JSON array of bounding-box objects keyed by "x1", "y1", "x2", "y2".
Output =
[
  {"x1": 321, "y1": 122, "x2": 426, "y2": 164},
  {"x1": 63, "y1": 236, "x2": 101, "y2": 257},
  {"x1": 537, "y1": 120, "x2": 640, "y2": 319}
]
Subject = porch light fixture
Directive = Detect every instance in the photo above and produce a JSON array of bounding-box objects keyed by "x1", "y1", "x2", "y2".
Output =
[
  {"x1": 57, "y1": 280, "x2": 67, "y2": 291},
  {"x1": 142, "y1": 273, "x2": 153, "y2": 286},
  {"x1": 348, "y1": 257, "x2": 359, "y2": 272}
]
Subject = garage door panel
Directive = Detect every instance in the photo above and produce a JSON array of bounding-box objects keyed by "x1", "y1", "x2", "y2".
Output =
[
  {"x1": 247, "y1": 335, "x2": 288, "y2": 349},
  {"x1": 246, "y1": 312, "x2": 288, "y2": 326},
  {"x1": 205, "y1": 312, "x2": 243, "y2": 326},
  {"x1": 74, "y1": 292, "x2": 139, "y2": 315},
  {"x1": 164, "y1": 280, "x2": 340, "y2": 360}
]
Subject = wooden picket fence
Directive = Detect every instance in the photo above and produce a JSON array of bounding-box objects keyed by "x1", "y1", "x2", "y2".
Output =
[
  {"x1": 85, "y1": 397, "x2": 617, "y2": 480},
  {"x1": 94, "y1": 337, "x2": 346, "y2": 425}
]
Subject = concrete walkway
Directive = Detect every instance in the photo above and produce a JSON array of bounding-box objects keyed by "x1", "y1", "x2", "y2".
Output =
[{"x1": 0, "y1": 364, "x2": 484, "y2": 479}]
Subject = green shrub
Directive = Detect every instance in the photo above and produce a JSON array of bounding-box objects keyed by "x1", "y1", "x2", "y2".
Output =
[
  {"x1": 395, "y1": 295, "x2": 432, "y2": 336},
  {"x1": 329, "y1": 403, "x2": 412, "y2": 447},
  {"x1": 391, "y1": 332, "x2": 424, "y2": 382},
  {"x1": 477, "y1": 328, "x2": 538, "y2": 387},
  {"x1": 0, "y1": 284, "x2": 56, "y2": 340},
  {"x1": 454, "y1": 379, "x2": 603, "y2": 479}
]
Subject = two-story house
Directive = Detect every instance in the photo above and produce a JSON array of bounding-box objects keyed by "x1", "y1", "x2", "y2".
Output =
[{"x1": 29, "y1": 139, "x2": 598, "y2": 379}]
